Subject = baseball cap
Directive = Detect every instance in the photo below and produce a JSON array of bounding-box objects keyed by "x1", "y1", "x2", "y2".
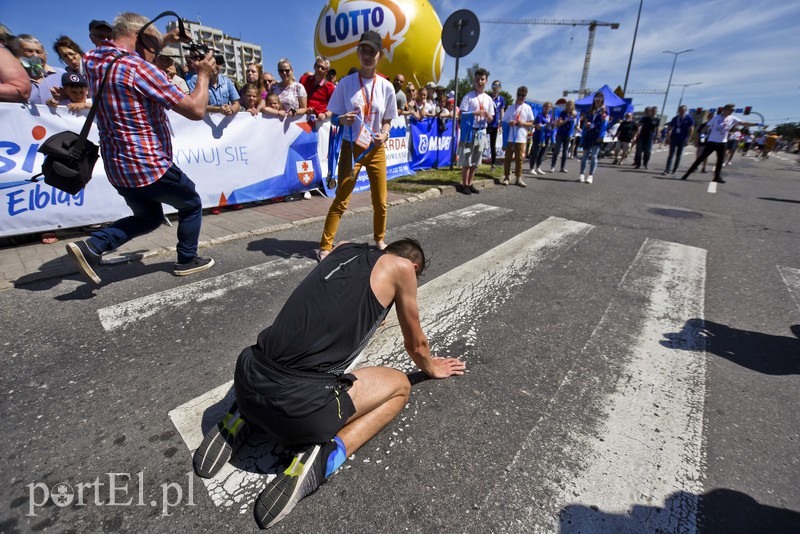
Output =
[
  {"x1": 62, "y1": 71, "x2": 87, "y2": 87},
  {"x1": 359, "y1": 30, "x2": 382, "y2": 52},
  {"x1": 89, "y1": 20, "x2": 112, "y2": 31}
]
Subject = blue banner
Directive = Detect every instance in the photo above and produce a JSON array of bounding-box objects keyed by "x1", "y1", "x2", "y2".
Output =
[{"x1": 409, "y1": 117, "x2": 454, "y2": 170}]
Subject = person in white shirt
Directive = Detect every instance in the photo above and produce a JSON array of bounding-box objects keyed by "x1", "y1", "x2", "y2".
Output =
[
  {"x1": 501, "y1": 86, "x2": 534, "y2": 187},
  {"x1": 680, "y1": 104, "x2": 758, "y2": 183},
  {"x1": 318, "y1": 30, "x2": 397, "y2": 259},
  {"x1": 457, "y1": 67, "x2": 494, "y2": 195}
]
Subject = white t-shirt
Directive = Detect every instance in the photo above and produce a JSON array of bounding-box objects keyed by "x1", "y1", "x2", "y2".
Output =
[
  {"x1": 328, "y1": 73, "x2": 397, "y2": 142},
  {"x1": 502, "y1": 102, "x2": 533, "y2": 144},
  {"x1": 707, "y1": 114, "x2": 742, "y2": 143},
  {"x1": 459, "y1": 91, "x2": 494, "y2": 129}
]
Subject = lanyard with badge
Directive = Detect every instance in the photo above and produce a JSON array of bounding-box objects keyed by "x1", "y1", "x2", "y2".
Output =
[{"x1": 354, "y1": 74, "x2": 377, "y2": 149}]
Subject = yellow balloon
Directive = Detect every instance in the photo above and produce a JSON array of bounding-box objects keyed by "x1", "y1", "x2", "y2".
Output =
[{"x1": 314, "y1": 0, "x2": 444, "y2": 86}]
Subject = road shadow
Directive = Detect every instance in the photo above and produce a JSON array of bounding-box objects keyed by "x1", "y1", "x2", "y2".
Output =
[
  {"x1": 559, "y1": 489, "x2": 800, "y2": 533},
  {"x1": 14, "y1": 253, "x2": 174, "y2": 298},
  {"x1": 758, "y1": 197, "x2": 800, "y2": 205},
  {"x1": 246, "y1": 237, "x2": 322, "y2": 261},
  {"x1": 662, "y1": 318, "x2": 800, "y2": 375}
]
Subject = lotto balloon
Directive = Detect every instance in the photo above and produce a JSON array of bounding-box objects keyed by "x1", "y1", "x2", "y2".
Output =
[{"x1": 315, "y1": 0, "x2": 445, "y2": 85}]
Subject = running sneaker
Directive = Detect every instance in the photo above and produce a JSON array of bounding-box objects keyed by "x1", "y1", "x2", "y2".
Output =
[
  {"x1": 174, "y1": 256, "x2": 214, "y2": 276},
  {"x1": 193, "y1": 402, "x2": 251, "y2": 479},
  {"x1": 254, "y1": 443, "x2": 330, "y2": 529},
  {"x1": 515, "y1": 178, "x2": 527, "y2": 188},
  {"x1": 579, "y1": 174, "x2": 586, "y2": 183},
  {"x1": 66, "y1": 241, "x2": 102, "y2": 284},
  {"x1": 586, "y1": 175, "x2": 593, "y2": 184}
]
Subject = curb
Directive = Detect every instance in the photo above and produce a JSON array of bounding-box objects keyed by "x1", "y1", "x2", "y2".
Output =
[{"x1": 6, "y1": 188, "x2": 444, "y2": 288}]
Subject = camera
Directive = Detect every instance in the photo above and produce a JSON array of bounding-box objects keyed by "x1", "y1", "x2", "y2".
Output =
[{"x1": 186, "y1": 42, "x2": 224, "y2": 66}]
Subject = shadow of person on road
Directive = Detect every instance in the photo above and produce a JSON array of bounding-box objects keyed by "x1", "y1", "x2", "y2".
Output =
[
  {"x1": 559, "y1": 488, "x2": 800, "y2": 533},
  {"x1": 661, "y1": 318, "x2": 800, "y2": 375},
  {"x1": 246, "y1": 237, "x2": 321, "y2": 261}
]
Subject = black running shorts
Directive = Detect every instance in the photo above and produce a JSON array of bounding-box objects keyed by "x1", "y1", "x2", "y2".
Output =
[{"x1": 234, "y1": 346, "x2": 357, "y2": 447}]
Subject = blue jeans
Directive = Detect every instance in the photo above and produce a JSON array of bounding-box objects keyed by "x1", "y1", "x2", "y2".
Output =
[
  {"x1": 551, "y1": 133, "x2": 571, "y2": 170},
  {"x1": 580, "y1": 145, "x2": 601, "y2": 175},
  {"x1": 665, "y1": 139, "x2": 687, "y2": 172},
  {"x1": 87, "y1": 166, "x2": 203, "y2": 263}
]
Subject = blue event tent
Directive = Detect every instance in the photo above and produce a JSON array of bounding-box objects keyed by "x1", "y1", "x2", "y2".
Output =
[{"x1": 575, "y1": 85, "x2": 633, "y2": 122}]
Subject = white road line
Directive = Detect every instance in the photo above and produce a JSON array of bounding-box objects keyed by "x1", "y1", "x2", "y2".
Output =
[
  {"x1": 98, "y1": 204, "x2": 510, "y2": 332},
  {"x1": 168, "y1": 216, "x2": 595, "y2": 511},
  {"x1": 778, "y1": 266, "x2": 800, "y2": 313},
  {"x1": 707, "y1": 181, "x2": 717, "y2": 193},
  {"x1": 97, "y1": 258, "x2": 315, "y2": 332},
  {"x1": 484, "y1": 238, "x2": 707, "y2": 532}
]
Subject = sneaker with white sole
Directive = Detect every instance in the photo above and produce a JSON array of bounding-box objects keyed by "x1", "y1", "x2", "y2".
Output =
[
  {"x1": 193, "y1": 402, "x2": 251, "y2": 479},
  {"x1": 586, "y1": 175, "x2": 593, "y2": 184},
  {"x1": 66, "y1": 241, "x2": 102, "y2": 284},
  {"x1": 579, "y1": 174, "x2": 586, "y2": 183},
  {"x1": 515, "y1": 178, "x2": 527, "y2": 187},
  {"x1": 502, "y1": 177, "x2": 509, "y2": 186},
  {"x1": 174, "y1": 256, "x2": 214, "y2": 276},
  {"x1": 254, "y1": 443, "x2": 330, "y2": 529},
  {"x1": 561, "y1": 168, "x2": 569, "y2": 173},
  {"x1": 549, "y1": 168, "x2": 555, "y2": 173}
]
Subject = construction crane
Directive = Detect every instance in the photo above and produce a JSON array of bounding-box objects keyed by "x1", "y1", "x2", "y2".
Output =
[{"x1": 482, "y1": 19, "x2": 620, "y2": 97}]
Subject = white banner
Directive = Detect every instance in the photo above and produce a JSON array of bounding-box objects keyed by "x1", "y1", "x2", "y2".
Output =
[{"x1": 0, "y1": 103, "x2": 412, "y2": 238}]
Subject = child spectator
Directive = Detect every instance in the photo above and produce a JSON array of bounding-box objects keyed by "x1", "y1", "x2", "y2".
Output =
[
  {"x1": 46, "y1": 71, "x2": 91, "y2": 112},
  {"x1": 240, "y1": 82, "x2": 264, "y2": 115},
  {"x1": 262, "y1": 93, "x2": 287, "y2": 118}
]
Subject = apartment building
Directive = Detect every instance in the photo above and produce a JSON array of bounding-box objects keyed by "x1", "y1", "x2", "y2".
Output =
[{"x1": 163, "y1": 19, "x2": 262, "y2": 84}]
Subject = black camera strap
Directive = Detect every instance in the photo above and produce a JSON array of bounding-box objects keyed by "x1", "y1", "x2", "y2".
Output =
[{"x1": 136, "y1": 11, "x2": 188, "y2": 56}]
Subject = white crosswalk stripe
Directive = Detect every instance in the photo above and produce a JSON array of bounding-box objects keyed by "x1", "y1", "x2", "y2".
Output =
[
  {"x1": 480, "y1": 238, "x2": 707, "y2": 533},
  {"x1": 168, "y1": 216, "x2": 595, "y2": 511},
  {"x1": 97, "y1": 203, "x2": 510, "y2": 332},
  {"x1": 778, "y1": 266, "x2": 800, "y2": 313}
]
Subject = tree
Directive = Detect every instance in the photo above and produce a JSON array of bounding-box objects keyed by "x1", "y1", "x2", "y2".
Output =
[
  {"x1": 443, "y1": 63, "x2": 512, "y2": 111},
  {"x1": 773, "y1": 122, "x2": 800, "y2": 140}
]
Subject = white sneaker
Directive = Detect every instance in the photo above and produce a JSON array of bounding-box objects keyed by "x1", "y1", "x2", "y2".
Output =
[
  {"x1": 561, "y1": 168, "x2": 569, "y2": 173},
  {"x1": 537, "y1": 168, "x2": 545, "y2": 175},
  {"x1": 550, "y1": 168, "x2": 555, "y2": 173},
  {"x1": 502, "y1": 177, "x2": 509, "y2": 186},
  {"x1": 516, "y1": 178, "x2": 527, "y2": 187},
  {"x1": 579, "y1": 174, "x2": 585, "y2": 183},
  {"x1": 586, "y1": 175, "x2": 593, "y2": 184}
]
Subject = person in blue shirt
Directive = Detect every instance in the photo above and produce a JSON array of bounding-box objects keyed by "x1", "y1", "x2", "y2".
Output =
[
  {"x1": 578, "y1": 91, "x2": 608, "y2": 184},
  {"x1": 529, "y1": 101, "x2": 554, "y2": 175},
  {"x1": 550, "y1": 100, "x2": 577, "y2": 173},
  {"x1": 663, "y1": 105, "x2": 694, "y2": 175},
  {"x1": 487, "y1": 80, "x2": 505, "y2": 170},
  {"x1": 187, "y1": 61, "x2": 240, "y2": 115}
]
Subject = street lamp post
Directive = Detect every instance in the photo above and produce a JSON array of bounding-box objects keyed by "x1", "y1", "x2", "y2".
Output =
[
  {"x1": 660, "y1": 49, "x2": 692, "y2": 126},
  {"x1": 671, "y1": 82, "x2": 702, "y2": 109}
]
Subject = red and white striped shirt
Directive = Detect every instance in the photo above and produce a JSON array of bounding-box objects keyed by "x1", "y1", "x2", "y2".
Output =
[{"x1": 84, "y1": 43, "x2": 185, "y2": 188}]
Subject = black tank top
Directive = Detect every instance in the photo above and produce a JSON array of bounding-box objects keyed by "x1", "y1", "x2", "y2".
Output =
[{"x1": 256, "y1": 243, "x2": 391, "y2": 374}]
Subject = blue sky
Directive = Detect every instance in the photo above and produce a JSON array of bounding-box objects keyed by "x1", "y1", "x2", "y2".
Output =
[{"x1": 3, "y1": 0, "x2": 799, "y2": 125}]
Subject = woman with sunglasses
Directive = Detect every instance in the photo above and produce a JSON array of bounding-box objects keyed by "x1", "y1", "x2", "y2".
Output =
[
  {"x1": 272, "y1": 58, "x2": 308, "y2": 117},
  {"x1": 318, "y1": 30, "x2": 397, "y2": 260}
]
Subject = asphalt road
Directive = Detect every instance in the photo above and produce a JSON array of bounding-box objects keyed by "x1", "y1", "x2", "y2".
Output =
[{"x1": 2, "y1": 147, "x2": 798, "y2": 533}]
